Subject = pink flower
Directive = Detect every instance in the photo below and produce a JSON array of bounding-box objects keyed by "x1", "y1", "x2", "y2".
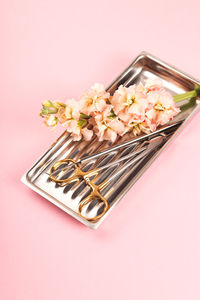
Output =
[
  {"x1": 81, "y1": 127, "x2": 93, "y2": 141},
  {"x1": 43, "y1": 115, "x2": 58, "y2": 127},
  {"x1": 61, "y1": 119, "x2": 93, "y2": 141},
  {"x1": 144, "y1": 78, "x2": 163, "y2": 92},
  {"x1": 145, "y1": 89, "x2": 180, "y2": 127},
  {"x1": 108, "y1": 118, "x2": 126, "y2": 136},
  {"x1": 143, "y1": 109, "x2": 158, "y2": 131},
  {"x1": 64, "y1": 119, "x2": 82, "y2": 140},
  {"x1": 40, "y1": 80, "x2": 181, "y2": 142},
  {"x1": 103, "y1": 128, "x2": 118, "y2": 143},
  {"x1": 93, "y1": 105, "x2": 126, "y2": 143},
  {"x1": 56, "y1": 107, "x2": 67, "y2": 124},
  {"x1": 56, "y1": 98, "x2": 93, "y2": 141},
  {"x1": 80, "y1": 83, "x2": 110, "y2": 116},
  {"x1": 110, "y1": 85, "x2": 127, "y2": 114},
  {"x1": 111, "y1": 84, "x2": 148, "y2": 124},
  {"x1": 57, "y1": 98, "x2": 80, "y2": 124}
]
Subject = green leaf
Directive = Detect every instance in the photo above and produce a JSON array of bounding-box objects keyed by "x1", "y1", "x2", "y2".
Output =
[
  {"x1": 80, "y1": 113, "x2": 91, "y2": 119},
  {"x1": 78, "y1": 118, "x2": 88, "y2": 128},
  {"x1": 40, "y1": 106, "x2": 58, "y2": 116},
  {"x1": 108, "y1": 109, "x2": 116, "y2": 119},
  {"x1": 42, "y1": 100, "x2": 55, "y2": 107},
  {"x1": 173, "y1": 90, "x2": 198, "y2": 103},
  {"x1": 54, "y1": 101, "x2": 66, "y2": 108},
  {"x1": 195, "y1": 85, "x2": 200, "y2": 95}
]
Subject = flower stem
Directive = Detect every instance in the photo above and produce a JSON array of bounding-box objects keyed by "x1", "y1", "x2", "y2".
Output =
[{"x1": 173, "y1": 86, "x2": 200, "y2": 103}]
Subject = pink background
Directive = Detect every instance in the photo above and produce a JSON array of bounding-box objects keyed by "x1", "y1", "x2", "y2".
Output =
[{"x1": 1, "y1": 1, "x2": 200, "y2": 299}]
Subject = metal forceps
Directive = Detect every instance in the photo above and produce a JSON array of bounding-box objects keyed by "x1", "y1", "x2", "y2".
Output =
[{"x1": 49, "y1": 135, "x2": 166, "y2": 222}]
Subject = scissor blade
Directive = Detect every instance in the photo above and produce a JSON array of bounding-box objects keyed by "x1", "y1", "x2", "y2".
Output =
[{"x1": 79, "y1": 120, "x2": 183, "y2": 164}]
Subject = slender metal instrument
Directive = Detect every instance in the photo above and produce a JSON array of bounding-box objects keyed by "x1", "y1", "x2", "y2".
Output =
[
  {"x1": 50, "y1": 120, "x2": 183, "y2": 173},
  {"x1": 49, "y1": 134, "x2": 167, "y2": 221}
]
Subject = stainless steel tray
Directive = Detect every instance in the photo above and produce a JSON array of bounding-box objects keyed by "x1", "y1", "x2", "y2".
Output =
[{"x1": 21, "y1": 52, "x2": 200, "y2": 229}]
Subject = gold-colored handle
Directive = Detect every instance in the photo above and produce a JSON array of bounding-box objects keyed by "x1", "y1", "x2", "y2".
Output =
[
  {"x1": 50, "y1": 158, "x2": 109, "y2": 222},
  {"x1": 49, "y1": 158, "x2": 79, "y2": 184},
  {"x1": 50, "y1": 158, "x2": 100, "y2": 184},
  {"x1": 78, "y1": 189, "x2": 109, "y2": 222}
]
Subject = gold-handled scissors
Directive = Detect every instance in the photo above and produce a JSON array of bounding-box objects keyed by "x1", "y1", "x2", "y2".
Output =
[
  {"x1": 49, "y1": 136, "x2": 164, "y2": 222},
  {"x1": 50, "y1": 158, "x2": 110, "y2": 221}
]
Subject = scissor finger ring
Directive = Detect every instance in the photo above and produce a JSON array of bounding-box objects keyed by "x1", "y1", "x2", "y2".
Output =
[
  {"x1": 78, "y1": 191, "x2": 109, "y2": 222},
  {"x1": 49, "y1": 158, "x2": 79, "y2": 183}
]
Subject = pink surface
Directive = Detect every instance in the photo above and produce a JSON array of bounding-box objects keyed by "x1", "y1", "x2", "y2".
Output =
[{"x1": 1, "y1": 1, "x2": 200, "y2": 299}]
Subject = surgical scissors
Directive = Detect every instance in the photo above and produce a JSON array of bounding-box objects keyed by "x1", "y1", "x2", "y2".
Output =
[
  {"x1": 53, "y1": 120, "x2": 182, "y2": 171},
  {"x1": 49, "y1": 135, "x2": 166, "y2": 222}
]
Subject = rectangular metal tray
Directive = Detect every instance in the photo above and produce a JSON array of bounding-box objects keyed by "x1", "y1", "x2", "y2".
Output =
[{"x1": 21, "y1": 52, "x2": 200, "y2": 229}]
